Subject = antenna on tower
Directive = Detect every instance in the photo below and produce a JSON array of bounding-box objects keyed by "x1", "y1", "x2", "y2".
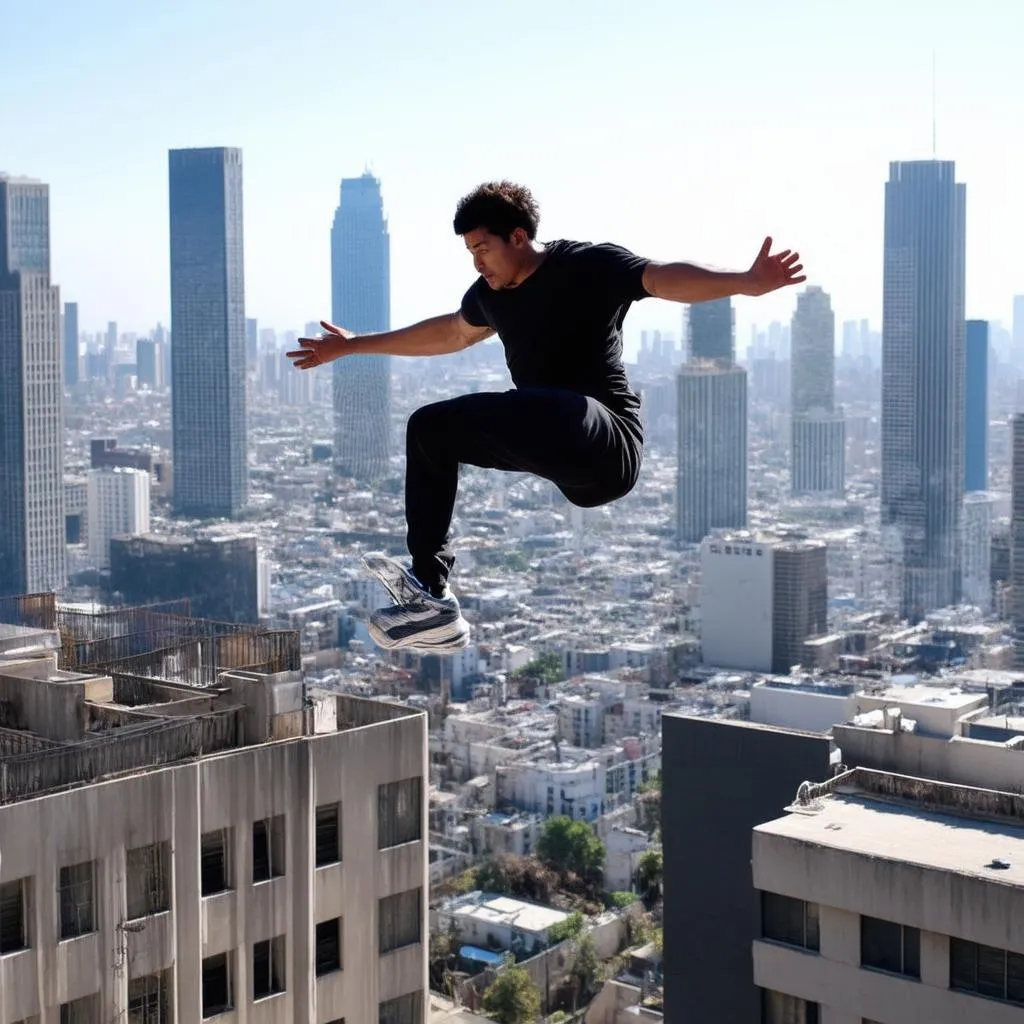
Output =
[{"x1": 931, "y1": 49, "x2": 937, "y2": 158}]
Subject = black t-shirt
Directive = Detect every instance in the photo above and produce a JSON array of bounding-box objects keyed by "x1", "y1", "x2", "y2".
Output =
[{"x1": 459, "y1": 239, "x2": 650, "y2": 419}]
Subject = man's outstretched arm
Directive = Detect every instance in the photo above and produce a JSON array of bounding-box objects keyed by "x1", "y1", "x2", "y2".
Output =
[
  {"x1": 287, "y1": 313, "x2": 494, "y2": 369},
  {"x1": 642, "y1": 236, "x2": 805, "y2": 303}
]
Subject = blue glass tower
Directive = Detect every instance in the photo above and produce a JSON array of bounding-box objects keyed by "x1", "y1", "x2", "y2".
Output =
[
  {"x1": 168, "y1": 148, "x2": 248, "y2": 517},
  {"x1": 964, "y1": 320, "x2": 988, "y2": 493},
  {"x1": 331, "y1": 172, "x2": 391, "y2": 481}
]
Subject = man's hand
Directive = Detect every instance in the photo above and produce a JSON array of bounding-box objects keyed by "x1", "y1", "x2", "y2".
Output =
[
  {"x1": 286, "y1": 321, "x2": 353, "y2": 370},
  {"x1": 744, "y1": 237, "x2": 805, "y2": 296}
]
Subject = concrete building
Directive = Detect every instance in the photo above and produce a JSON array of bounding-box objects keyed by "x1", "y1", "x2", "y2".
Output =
[
  {"x1": 754, "y1": 767, "x2": 1024, "y2": 1024},
  {"x1": 602, "y1": 827, "x2": 651, "y2": 893},
  {"x1": 676, "y1": 363, "x2": 748, "y2": 544},
  {"x1": 0, "y1": 174, "x2": 66, "y2": 596},
  {"x1": 686, "y1": 297, "x2": 733, "y2": 364},
  {"x1": 0, "y1": 623, "x2": 429, "y2": 1024},
  {"x1": 86, "y1": 467, "x2": 150, "y2": 569},
  {"x1": 435, "y1": 892, "x2": 569, "y2": 959},
  {"x1": 962, "y1": 492, "x2": 995, "y2": 613},
  {"x1": 965, "y1": 320, "x2": 989, "y2": 492},
  {"x1": 63, "y1": 301, "x2": 79, "y2": 387}
]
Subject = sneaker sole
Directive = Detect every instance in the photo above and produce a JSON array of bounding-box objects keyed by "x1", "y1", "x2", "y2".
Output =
[{"x1": 367, "y1": 616, "x2": 471, "y2": 651}]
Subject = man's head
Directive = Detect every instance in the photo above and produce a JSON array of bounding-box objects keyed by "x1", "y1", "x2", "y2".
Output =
[{"x1": 453, "y1": 181, "x2": 541, "y2": 289}]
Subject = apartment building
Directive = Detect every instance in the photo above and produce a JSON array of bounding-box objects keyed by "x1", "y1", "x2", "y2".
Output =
[
  {"x1": 0, "y1": 624, "x2": 428, "y2": 1024},
  {"x1": 753, "y1": 767, "x2": 1024, "y2": 1024}
]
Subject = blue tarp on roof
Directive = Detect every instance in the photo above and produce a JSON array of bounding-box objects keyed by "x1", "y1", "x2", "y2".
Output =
[{"x1": 460, "y1": 945, "x2": 505, "y2": 966}]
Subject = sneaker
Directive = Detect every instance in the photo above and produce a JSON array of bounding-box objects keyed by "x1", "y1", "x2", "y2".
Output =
[
  {"x1": 368, "y1": 592, "x2": 471, "y2": 651},
  {"x1": 363, "y1": 552, "x2": 434, "y2": 605}
]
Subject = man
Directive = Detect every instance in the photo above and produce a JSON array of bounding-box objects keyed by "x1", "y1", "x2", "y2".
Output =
[{"x1": 288, "y1": 180, "x2": 804, "y2": 651}]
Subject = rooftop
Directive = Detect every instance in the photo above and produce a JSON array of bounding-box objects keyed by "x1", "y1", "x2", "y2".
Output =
[{"x1": 442, "y1": 891, "x2": 569, "y2": 935}]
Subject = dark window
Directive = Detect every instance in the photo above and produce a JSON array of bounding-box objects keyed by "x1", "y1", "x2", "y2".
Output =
[
  {"x1": 201, "y1": 829, "x2": 231, "y2": 896},
  {"x1": 950, "y1": 938, "x2": 1024, "y2": 1005},
  {"x1": 315, "y1": 918, "x2": 343, "y2": 975},
  {"x1": 860, "y1": 916, "x2": 919, "y2": 979},
  {"x1": 253, "y1": 937, "x2": 285, "y2": 999},
  {"x1": 252, "y1": 817, "x2": 285, "y2": 882},
  {"x1": 379, "y1": 888, "x2": 422, "y2": 954},
  {"x1": 126, "y1": 843, "x2": 171, "y2": 920},
  {"x1": 128, "y1": 970, "x2": 171, "y2": 1023},
  {"x1": 761, "y1": 892, "x2": 819, "y2": 952},
  {"x1": 379, "y1": 991, "x2": 424, "y2": 1024},
  {"x1": 761, "y1": 989, "x2": 818, "y2": 1024},
  {"x1": 60, "y1": 995, "x2": 99, "y2": 1024},
  {"x1": 202, "y1": 952, "x2": 232, "y2": 1018},
  {"x1": 378, "y1": 778, "x2": 422, "y2": 849},
  {"x1": 58, "y1": 862, "x2": 95, "y2": 939},
  {"x1": 0, "y1": 878, "x2": 28, "y2": 953},
  {"x1": 315, "y1": 803, "x2": 341, "y2": 866}
]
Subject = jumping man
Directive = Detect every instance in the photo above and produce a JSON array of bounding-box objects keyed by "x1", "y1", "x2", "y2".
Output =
[{"x1": 287, "y1": 181, "x2": 805, "y2": 651}]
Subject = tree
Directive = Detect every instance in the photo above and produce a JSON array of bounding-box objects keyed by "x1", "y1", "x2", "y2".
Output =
[
  {"x1": 547, "y1": 910, "x2": 584, "y2": 944},
  {"x1": 482, "y1": 960, "x2": 542, "y2": 1023},
  {"x1": 475, "y1": 854, "x2": 559, "y2": 905},
  {"x1": 537, "y1": 816, "x2": 605, "y2": 882},
  {"x1": 569, "y1": 934, "x2": 604, "y2": 1007},
  {"x1": 636, "y1": 849, "x2": 663, "y2": 901},
  {"x1": 513, "y1": 651, "x2": 564, "y2": 685}
]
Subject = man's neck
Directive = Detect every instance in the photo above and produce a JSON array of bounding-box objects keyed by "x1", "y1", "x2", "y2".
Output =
[{"x1": 506, "y1": 242, "x2": 548, "y2": 288}]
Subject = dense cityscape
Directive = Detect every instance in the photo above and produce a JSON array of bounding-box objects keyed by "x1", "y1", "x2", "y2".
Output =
[{"x1": 2, "y1": 131, "x2": 1024, "y2": 1024}]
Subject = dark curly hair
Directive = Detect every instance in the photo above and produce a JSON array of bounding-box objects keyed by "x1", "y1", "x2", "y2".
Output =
[{"x1": 452, "y1": 181, "x2": 540, "y2": 241}]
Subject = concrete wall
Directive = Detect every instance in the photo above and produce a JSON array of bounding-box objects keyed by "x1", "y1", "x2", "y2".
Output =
[
  {"x1": 0, "y1": 706, "x2": 429, "y2": 1024},
  {"x1": 661, "y1": 714, "x2": 832, "y2": 1024}
]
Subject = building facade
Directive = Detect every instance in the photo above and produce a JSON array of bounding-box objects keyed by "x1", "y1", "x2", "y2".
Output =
[
  {"x1": 965, "y1": 319, "x2": 989, "y2": 492},
  {"x1": 63, "y1": 301, "x2": 79, "y2": 387},
  {"x1": 86, "y1": 467, "x2": 151, "y2": 569},
  {"x1": 687, "y1": 297, "x2": 733, "y2": 364},
  {"x1": 168, "y1": 147, "x2": 249, "y2": 518},
  {"x1": 1012, "y1": 416, "x2": 1024, "y2": 669}
]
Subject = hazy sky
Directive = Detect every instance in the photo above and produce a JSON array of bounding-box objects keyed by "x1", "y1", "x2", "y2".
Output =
[{"x1": 3, "y1": 1, "x2": 1021, "y2": 357}]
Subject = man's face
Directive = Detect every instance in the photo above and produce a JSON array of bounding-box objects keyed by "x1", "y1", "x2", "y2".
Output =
[{"x1": 462, "y1": 227, "x2": 529, "y2": 289}]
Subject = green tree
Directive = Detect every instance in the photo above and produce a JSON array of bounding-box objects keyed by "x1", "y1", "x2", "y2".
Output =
[
  {"x1": 537, "y1": 816, "x2": 605, "y2": 882},
  {"x1": 636, "y1": 849, "x2": 663, "y2": 900},
  {"x1": 569, "y1": 934, "x2": 604, "y2": 1006},
  {"x1": 547, "y1": 910, "x2": 584, "y2": 944},
  {"x1": 513, "y1": 651, "x2": 564, "y2": 685},
  {"x1": 482, "y1": 960, "x2": 542, "y2": 1023}
]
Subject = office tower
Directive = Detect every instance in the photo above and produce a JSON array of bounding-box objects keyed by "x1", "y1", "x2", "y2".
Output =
[
  {"x1": 962, "y1": 492, "x2": 994, "y2": 613},
  {"x1": 168, "y1": 147, "x2": 248, "y2": 517},
  {"x1": 136, "y1": 337, "x2": 159, "y2": 388},
  {"x1": 63, "y1": 301, "x2": 79, "y2": 386},
  {"x1": 699, "y1": 533, "x2": 827, "y2": 673},
  {"x1": 687, "y1": 298, "x2": 733, "y2": 363},
  {"x1": 86, "y1": 466, "x2": 150, "y2": 569},
  {"x1": 964, "y1": 320, "x2": 989, "y2": 492},
  {"x1": 245, "y1": 316, "x2": 258, "y2": 366},
  {"x1": 1014, "y1": 296, "x2": 1024, "y2": 367},
  {"x1": 0, "y1": 627, "x2": 428, "y2": 1024},
  {"x1": 0, "y1": 175, "x2": 66, "y2": 596},
  {"x1": 881, "y1": 160, "x2": 966, "y2": 620},
  {"x1": 331, "y1": 172, "x2": 391, "y2": 480},
  {"x1": 676, "y1": 364, "x2": 747, "y2": 544},
  {"x1": 1012, "y1": 416, "x2": 1024, "y2": 668},
  {"x1": 791, "y1": 286, "x2": 844, "y2": 495}
]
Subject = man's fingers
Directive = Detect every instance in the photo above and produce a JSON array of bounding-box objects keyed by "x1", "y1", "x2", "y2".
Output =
[
  {"x1": 320, "y1": 320, "x2": 343, "y2": 335},
  {"x1": 759, "y1": 236, "x2": 772, "y2": 259}
]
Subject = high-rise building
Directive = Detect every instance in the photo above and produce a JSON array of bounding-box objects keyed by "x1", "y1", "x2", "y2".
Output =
[
  {"x1": 676, "y1": 363, "x2": 747, "y2": 544},
  {"x1": 86, "y1": 466, "x2": 150, "y2": 569},
  {"x1": 136, "y1": 336, "x2": 159, "y2": 389},
  {"x1": 0, "y1": 175, "x2": 66, "y2": 596},
  {"x1": 331, "y1": 172, "x2": 391, "y2": 481},
  {"x1": 1011, "y1": 415, "x2": 1024, "y2": 669},
  {"x1": 771, "y1": 540, "x2": 828, "y2": 674},
  {"x1": 881, "y1": 160, "x2": 966, "y2": 620},
  {"x1": 687, "y1": 298, "x2": 733, "y2": 364},
  {"x1": 63, "y1": 301, "x2": 79, "y2": 386},
  {"x1": 1013, "y1": 295, "x2": 1024, "y2": 367},
  {"x1": 965, "y1": 319, "x2": 989, "y2": 492},
  {"x1": 245, "y1": 316, "x2": 258, "y2": 366},
  {"x1": 791, "y1": 287, "x2": 844, "y2": 495},
  {"x1": 962, "y1": 491, "x2": 994, "y2": 613},
  {"x1": 168, "y1": 147, "x2": 248, "y2": 518}
]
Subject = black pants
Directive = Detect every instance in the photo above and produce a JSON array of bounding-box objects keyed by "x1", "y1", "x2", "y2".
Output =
[{"x1": 405, "y1": 388, "x2": 644, "y2": 593}]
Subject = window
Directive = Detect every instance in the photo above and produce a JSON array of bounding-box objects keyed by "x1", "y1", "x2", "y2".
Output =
[
  {"x1": 253, "y1": 936, "x2": 286, "y2": 999},
  {"x1": 378, "y1": 778, "x2": 422, "y2": 849},
  {"x1": 0, "y1": 877, "x2": 28, "y2": 953},
  {"x1": 761, "y1": 989, "x2": 819, "y2": 1024},
  {"x1": 201, "y1": 952, "x2": 233, "y2": 1018},
  {"x1": 379, "y1": 888, "x2": 422, "y2": 954},
  {"x1": 128, "y1": 970, "x2": 171, "y2": 1023},
  {"x1": 60, "y1": 995, "x2": 99, "y2": 1024},
  {"x1": 950, "y1": 938, "x2": 1024, "y2": 1005},
  {"x1": 315, "y1": 803, "x2": 341, "y2": 866},
  {"x1": 316, "y1": 917, "x2": 342, "y2": 975},
  {"x1": 126, "y1": 843, "x2": 171, "y2": 920},
  {"x1": 379, "y1": 991, "x2": 424, "y2": 1024},
  {"x1": 58, "y1": 862, "x2": 95, "y2": 939},
  {"x1": 201, "y1": 829, "x2": 231, "y2": 895},
  {"x1": 252, "y1": 817, "x2": 285, "y2": 882},
  {"x1": 761, "y1": 892, "x2": 820, "y2": 952},
  {"x1": 860, "y1": 916, "x2": 920, "y2": 979}
]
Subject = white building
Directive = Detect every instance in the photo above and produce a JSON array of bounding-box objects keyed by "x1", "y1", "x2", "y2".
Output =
[
  {"x1": 962, "y1": 492, "x2": 995, "y2": 613},
  {"x1": 603, "y1": 827, "x2": 652, "y2": 893},
  {"x1": 87, "y1": 466, "x2": 150, "y2": 569},
  {"x1": 436, "y1": 892, "x2": 569, "y2": 959}
]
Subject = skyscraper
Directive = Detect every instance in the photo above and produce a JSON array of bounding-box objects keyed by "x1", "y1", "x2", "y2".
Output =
[
  {"x1": 331, "y1": 172, "x2": 391, "y2": 480},
  {"x1": 881, "y1": 160, "x2": 966, "y2": 619},
  {"x1": 0, "y1": 175, "x2": 66, "y2": 596},
  {"x1": 1013, "y1": 295, "x2": 1024, "y2": 368},
  {"x1": 1012, "y1": 415, "x2": 1024, "y2": 668},
  {"x1": 63, "y1": 301, "x2": 79, "y2": 386},
  {"x1": 964, "y1": 319, "x2": 988, "y2": 492},
  {"x1": 790, "y1": 286, "x2": 844, "y2": 495},
  {"x1": 168, "y1": 147, "x2": 248, "y2": 518},
  {"x1": 676, "y1": 363, "x2": 747, "y2": 544},
  {"x1": 687, "y1": 298, "x2": 733, "y2": 364}
]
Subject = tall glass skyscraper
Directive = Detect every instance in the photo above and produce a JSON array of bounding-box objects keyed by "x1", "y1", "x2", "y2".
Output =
[
  {"x1": 881, "y1": 160, "x2": 966, "y2": 620},
  {"x1": 687, "y1": 298, "x2": 734, "y2": 364},
  {"x1": 0, "y1": 175, "x2": 66, "y2": 595},
  {"x1": 63, "y1": 300, "x2": 79, "y2": 386},
  {"x1": 168, "y1": 147, "x2": 248, "y2": 518},
  {"x1": 331, "y1": 172, "x2": 391, "y2": 481},
  {"x1": 964, "y1": 319, "x2": 989, "y2": 492}
]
